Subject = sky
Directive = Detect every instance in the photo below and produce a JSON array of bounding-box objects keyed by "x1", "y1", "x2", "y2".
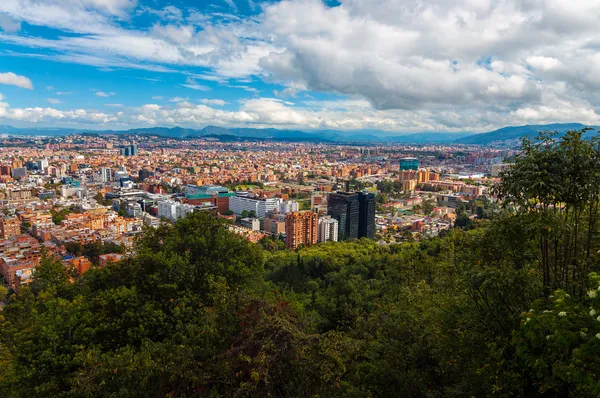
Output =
[{"x1": 0, "y1": 0, "x2": 600, "y2": 134}]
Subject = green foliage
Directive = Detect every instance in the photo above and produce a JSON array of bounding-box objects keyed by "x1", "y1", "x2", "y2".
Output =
[{"x1": 64, "y1": 241, "x2": 125, "y2": 264}]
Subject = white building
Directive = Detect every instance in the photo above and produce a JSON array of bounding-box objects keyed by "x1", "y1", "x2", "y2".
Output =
[
  {"x1": 158, "y1": 200, "x2": 196, "y2": 221},
  {"x1": 229, "y1": 194, "x2": 282, "y2": 218},
  {"x1": 279, "y1": 200, "x2": 299, "y2": 214},
  {"x1": 176, "y1": 203, "x2": 195, "y2": 220},
  {"x1": 101, "y1": 167, "x2": 112, "y2": 182},
  {"x1": 126, "y1": 202, "x2": 143, "y2": 218},
  {"x1": 37, "y1": 159, "x2": 49, "y2": 173},
  {"x1": 158, "y1": 200, "x2": 178, "y2": 221},
  {"x1": 318, "y1": 216, "x2": 339, "y2": 243}
]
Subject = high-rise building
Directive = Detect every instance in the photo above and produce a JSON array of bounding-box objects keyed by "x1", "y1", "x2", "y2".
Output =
[
  {"x1": 138, "y1": 168, "x2": 153, "y2": 182},
  {"x1": 101, "y1": 167, "x2": 112, "y2": 182},
  {"x1": 399, "y1": 157, "x2": 419, "y2": 170},
  {"x1": 358, "y1": 192, "x2": 376, "y2": 239},
  {"x1": 285, "y1": 211, "x2": 318, "y2": 249},
  {"x1": 318, "y1": 216, "x2": 339, "y2": 243},
  {"x1": 327, "y1": 191, "x2": 376, "y2": 240},
  {"x1": 327, "y1": 192, "x2": 359, "y2": 240},
  {"x1": 120, "y1": 144, "x2": 138, "y2": 157}
]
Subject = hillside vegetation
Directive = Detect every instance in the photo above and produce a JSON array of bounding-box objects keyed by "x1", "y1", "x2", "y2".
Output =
[{"x1": 1, "y1": 130, "x2": 600, "y2": 397}]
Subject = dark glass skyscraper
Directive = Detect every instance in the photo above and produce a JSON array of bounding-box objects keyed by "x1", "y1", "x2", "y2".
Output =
[
  {"x1": 327, "y1": 192, "x2": 359, "y2": 240},
  {"x1": 358, "y1": 192, "x2": 376, "y2": 239},
  {"x1": 327, "y1": 191, "x2": 376, "y2": 240}
]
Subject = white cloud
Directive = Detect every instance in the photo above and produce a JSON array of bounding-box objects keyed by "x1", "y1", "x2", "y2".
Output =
[
  {"x1": 181, "y1": 77, "x2": 210, "y2": 91},
  {"x1": 95, "y1": 91, "x2": 115, "y2": 97},
  {"x1": 169, "y1": 97, "x2": 188, "y2": 102},
  {"x1": 46, "y1": 98, "x2": 61, "y2": 104},
  {"x1": 1, "y1": 0, "x2": 600, "y2": 130},
  {"x1": 527, "y1": 56, "x2": 562, "y2": 71},
  {"x1": 0, "y1": 14, "x2": 21, "y2": 33},
  {"x1": 151, "y1": 96, "x2": 164, "y2": 100},
  {"x1": 0, "y1": 72, "x2": 33, "y2": 89},
  {"x1": 199, "y1": 99, "x2": 227, "y2": 106},
  {"x1": 223, "y1": 0, "x2": 238, "y2": 12},
  {"x1": 56, "y1": 91, "x2": 75, "y2": 95}
]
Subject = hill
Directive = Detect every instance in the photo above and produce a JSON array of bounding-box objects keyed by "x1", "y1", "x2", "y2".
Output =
[
  {"x1": 455, "y1": 123, "x2": 596, "y2": 145},
  {"x1": 0, "y1": 124, "x2": 473, "y2": 143}
]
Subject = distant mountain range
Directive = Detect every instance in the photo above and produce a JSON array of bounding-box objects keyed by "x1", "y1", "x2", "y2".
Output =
[
  {"x1": 455, "y1": 123, "x2": 598, "y2": 145},
  {"x1": 0, "y1": 123, "x2": 597, "y2": 145},
  {"x1": 0, "y1": 125, "x2": 474, "y2": 143}
]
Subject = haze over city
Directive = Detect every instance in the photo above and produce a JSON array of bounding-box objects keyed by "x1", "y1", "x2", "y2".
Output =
[{"x1": 1, "y1": 0, "x2": 599, "y2": 133}]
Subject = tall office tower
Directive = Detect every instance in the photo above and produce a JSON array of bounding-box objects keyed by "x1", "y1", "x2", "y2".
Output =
[
  {"x1": 101, "y1": 167, "x2": 112, "y2": 182},
  {"x1": 285, "y1": 211, "x2": 318, "y2": 249},
  {"x1": 358, "y1": 192, "x2": 376, "y2": 239},
  {"x1": 327, "y1": 192, "x2": 359, "y2": 241},
  {"x1": 399, "y1": 157, "x2": 419, "y2": 170},
  {"x1": 130, "y1": 144, "x2": 138, "y2": 156},
  {"x1": 318, "y1": 216, "x2": 339, "y2": 243},
  {"x1": 327, "y1": 191, "x2": 376, "y2": 240}
]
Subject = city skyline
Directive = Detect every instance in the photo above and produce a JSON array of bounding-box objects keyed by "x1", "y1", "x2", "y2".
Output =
[{"x1": 0, "y1": 0, "x2": 599, "y2": 133}]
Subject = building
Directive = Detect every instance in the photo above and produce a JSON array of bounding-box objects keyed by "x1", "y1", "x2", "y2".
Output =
[
  {"x1": 327, "y1": 192, "x2": 359, "y2": 240},
  {"x1": 9, "y1": 189, "x2": 32, "y2": 201},
  {"x1": 125, "y1": 202, "x2": 143, "y2": 218},
  {"x1": 120, "y1": 143, "x2": 138, "y2": 157},
  {"x1": 279, "y1": 200, "x2": 299, "y2": 214},
  {"x1": 327, "y1": 191, "x2": 376, "y2": 241},
  {"x1": 101, "y1": 167, "x2": 112, "y2": 182},
  {"x1": 11, "y1": 167, "x2": 27, "y2": 179},
  {"x1": 264, "y1": 211, "x2": 286, "y2": 235},
  {"x1": 0, "y1": 216, "x2": 20, "y2": 239},
  {"x1": 318, "y1": 216, "x2": 339, "y2": 243},
  {"x1": 157, "y1": 200, "x2": 178, "y2": 220},
  {"x1": 65, "y1": 256, "x2": 92, "y2": 276},
  {"x1": 399, "y1": 157, "x2": 419, "y2": 171},
  {"x1": 241, "y1": 217, "x2": 261, "y2": 231},
  {"x1": 229, "y1": 194, "x2": 281, "y2": 218},
  {"x1": 358, "y1": 192, "x2": 376, "y2": 239},
  {"x1": 285, "y1": 211, "x2": 318, "y2": 249},
  {"x1": 184, "y1": 185, "x2": 234, "y2": 213},
  {"x1": 138, "y1": 168, "x2": 153, "y2": 182}
]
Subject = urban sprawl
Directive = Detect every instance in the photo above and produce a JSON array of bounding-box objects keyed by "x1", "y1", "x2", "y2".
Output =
[{"x1": 0, "y1": 133, "x2": 515, "y2": 291}]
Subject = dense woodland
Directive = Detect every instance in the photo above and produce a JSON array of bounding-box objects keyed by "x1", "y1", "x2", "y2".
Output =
[{"x1": 1, "y1": 130, "x2": 600, "y2": 397}]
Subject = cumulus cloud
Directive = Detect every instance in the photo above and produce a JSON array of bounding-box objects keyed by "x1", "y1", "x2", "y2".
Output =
[
  {"x1": 0, "y1": 72, "x2": 33, "y2": 90},
  {"x1": 1, "y1": 0, "x2": 600, "y2": 130},
  {"x1": 46, "y1": 98, "x2": 61, "y2": 105}
]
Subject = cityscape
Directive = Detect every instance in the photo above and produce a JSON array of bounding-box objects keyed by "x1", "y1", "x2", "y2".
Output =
[
  {"x1": 1, "y1": 0, "x2": 600, "y2": 396},
  {"x1": 0, "y1": 131, "x2": 515, "y2": 289}
]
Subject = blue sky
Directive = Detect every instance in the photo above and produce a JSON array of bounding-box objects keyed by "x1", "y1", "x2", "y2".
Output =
[{"x1": 0, "y1": 0, "x2": 599, "y2": 133}]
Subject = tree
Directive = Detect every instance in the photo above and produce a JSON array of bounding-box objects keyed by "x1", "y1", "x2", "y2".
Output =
[
  {"x1": 454, "y1": 213, "x2": 473, "y2": 229},
  {"x1": 495, "y1": 129, "x2": 600, "y2": 294}
]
